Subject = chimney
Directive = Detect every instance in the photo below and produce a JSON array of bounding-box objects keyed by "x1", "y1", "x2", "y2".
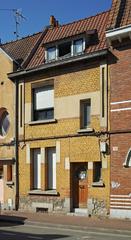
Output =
[{"x1": 50, "y1": 15, "x2": 59, "y2": 27}]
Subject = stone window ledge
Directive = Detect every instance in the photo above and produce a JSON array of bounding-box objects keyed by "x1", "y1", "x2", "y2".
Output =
[
  {"x1": 6, "y1": 181, "x2": 14, "y2": 186},
  {"x1": 77, "y1": 128, "x2": 94, "y2": 133},
  {"x1": 28, "y1": 190, "x2": 59, "y2": 196},
  {"x1": 92, "y1": 181, "x2": 105, "y2": 187},
  {"x1": 28, "y1": 119, "x2": 57, "y2": 125}
]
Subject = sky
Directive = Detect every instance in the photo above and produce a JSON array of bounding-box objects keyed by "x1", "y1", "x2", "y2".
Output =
[{"x1": 0, "y1": 0, "x2": 112, "y2": 43}]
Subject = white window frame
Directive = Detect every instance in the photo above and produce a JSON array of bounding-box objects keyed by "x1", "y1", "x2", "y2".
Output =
[
  {"x1": 33, "y1": 148, "x2": 41, "y2": 189},
  {"x1": 47, "y1": 147, "x2": 56, "y2": 190},
  {"x1": 33, "y1": 85, "x2": 54, "y2": 121}
]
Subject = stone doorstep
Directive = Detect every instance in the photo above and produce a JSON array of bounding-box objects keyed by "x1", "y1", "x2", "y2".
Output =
[{"x1": 68, "y1": 208, "x2": 89, "y2": 216}]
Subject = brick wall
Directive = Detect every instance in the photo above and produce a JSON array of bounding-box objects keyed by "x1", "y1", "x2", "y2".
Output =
[{"x1": 110, "y1": 41, "x2": 131, "y2": 213}]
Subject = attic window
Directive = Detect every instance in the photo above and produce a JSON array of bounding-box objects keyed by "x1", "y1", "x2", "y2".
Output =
[
  {"x1": 74, "y1": 39, "x2": 83, "y2": 55},
  {"x1": 47, "y1": 47, "x2": 56, "y2": 61},
  {"x1": 58, "y1": 42, "x2": 71, "y2": 59}
]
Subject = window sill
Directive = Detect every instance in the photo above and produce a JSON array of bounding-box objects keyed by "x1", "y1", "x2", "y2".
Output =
[
  {"x1": 28, "y1": 119, "x2": 57, "y2": 125},
  {"x1": 77, "y1": 128, "x2": 94, "y2": 133},
  {"x1": 28, "y1": 190, "x2": 59, "y2": 196},
  {"x1": 6, "y1": 181, "x2": 14, "y2": 186},
  {"x1": 92, "y1": 181, "x2": 105, "y2": 187}
]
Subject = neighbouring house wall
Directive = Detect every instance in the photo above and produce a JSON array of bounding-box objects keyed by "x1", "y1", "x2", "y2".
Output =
[
  {"x1": 0, "y1": 49, "x2": 16, "y2": 209},
  {"x1": 110, "y1": 41, "x2": 131, "y2": 218}
]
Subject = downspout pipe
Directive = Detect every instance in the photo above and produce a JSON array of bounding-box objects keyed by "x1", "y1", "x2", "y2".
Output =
[{"x1": 15, "y1": 79, "x2": 19, "y2": 210}]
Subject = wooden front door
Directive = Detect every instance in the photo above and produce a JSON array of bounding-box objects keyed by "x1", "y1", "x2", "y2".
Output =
[{"x1": 72, "y1": 163, "x2": 88, "y2": 208}]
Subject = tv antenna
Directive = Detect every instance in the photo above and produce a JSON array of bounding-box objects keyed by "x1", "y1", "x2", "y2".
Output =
[{"x1": 0, "y1": 8, "x2": 27, "y2": 40}]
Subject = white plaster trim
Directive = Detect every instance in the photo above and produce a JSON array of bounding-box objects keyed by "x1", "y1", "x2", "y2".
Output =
[
  {"x1": 110, "y1": 195, "x2": 130, "y2": 198},
  {"x1": 111, "y1": 100, "x2": 131, "y2": 105},
  {"x1": 110, "y1": 205, "x2": 131, "y2": 209},
  {"x1": 0, "y1": 47, "x2": 13, "y2": 61},
  {"x1": 64, "y1": 157, "x2": 70, "y2": 170},
  {"x1": 56, "y1": 141, "x2": 60, "y2": 163},
  {"x1": 110, "y1": 198, "x2": 131, "y2": 201},
  {"x1": 111, "y1": 107, "x2": 131, "y2": 112},
  {"x1": 110, "y1": 209, "x2": 131, "y2": 219},
  {"x1": 111, "y1": 202, "x2": 131, "y2": 205},
  {"x1": 106, "y1": 25, "x2": 131, "y2": 39},
  {"x1": 41, "y1": 148, "x2": 45, "y2": 164}
]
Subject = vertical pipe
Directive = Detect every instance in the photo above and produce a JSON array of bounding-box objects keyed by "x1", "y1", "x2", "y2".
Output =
[{"x1": 15, "y1": 79, "x2": 19, "y2": 210}]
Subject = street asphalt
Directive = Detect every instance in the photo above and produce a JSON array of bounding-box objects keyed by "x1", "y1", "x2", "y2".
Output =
[{"x1": 0, "y1": 221, "x2": 131, "y2": 240}]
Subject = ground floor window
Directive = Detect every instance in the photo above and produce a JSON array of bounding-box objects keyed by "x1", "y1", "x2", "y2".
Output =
[
  {"x1": 32, "y1": 148, "x2": 41, "y2": 190},
  {"x1": 46, "y1": 147, "x2": 56, "y2": 190},
  {"x1": 93, "y1": 162, "x2": 102, "y2": 182}
]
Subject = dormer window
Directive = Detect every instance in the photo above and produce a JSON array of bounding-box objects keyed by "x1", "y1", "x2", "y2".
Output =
[
  {"x1": 47, "y1": 47, "x2": 56, "y2": 61},
  {"x1": 46, "y1": 37, "x2": 85, "y2": 62},
  {"x1": 74, "y1": 39, "x2": 83, "y2": 55}
]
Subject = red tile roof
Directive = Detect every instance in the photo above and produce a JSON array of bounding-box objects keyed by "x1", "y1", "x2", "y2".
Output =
[
  {"x1": 26, "y1": 11, "x2": 109, "y2": 69},
  {"x1": 1, "y1": 32, "x2": 42, "y2": 64},
  {"x1": 107, "y1": 0, "x2": 131, "y2": 30}
]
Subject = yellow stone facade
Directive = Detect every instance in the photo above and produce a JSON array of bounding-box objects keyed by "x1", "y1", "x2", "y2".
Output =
[
  {"x1": 18, "y1": 60, "x2": 110, "y2": 215},
  {"x1": 0, "y1": 49, "x2": 16, "y2": 210}
]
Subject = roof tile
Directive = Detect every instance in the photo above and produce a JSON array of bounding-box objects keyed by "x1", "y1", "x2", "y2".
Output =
[{"x1": 27, "y1": 11, "x2": 109, "y2": 69}]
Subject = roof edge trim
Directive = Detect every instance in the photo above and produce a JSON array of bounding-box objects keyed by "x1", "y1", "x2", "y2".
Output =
[
  {"x1": 106, "y1": 24, "x2": 131, "y2": 39},
  {"x1": 0, "y1": 47, "x2": 13, "y2": 62},
  {"x1": 8, "y1": 49, "x2": 108, "y2": 80}
]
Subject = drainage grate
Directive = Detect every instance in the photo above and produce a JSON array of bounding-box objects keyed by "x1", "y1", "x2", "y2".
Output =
[{"x1": 36, "y1": 207, "x2": 48, "y2": 213}]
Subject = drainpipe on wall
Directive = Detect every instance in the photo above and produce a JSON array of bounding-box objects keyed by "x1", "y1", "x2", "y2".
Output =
[{"x1": 15, "y1": 79, "x2": 19, "y2": 210}]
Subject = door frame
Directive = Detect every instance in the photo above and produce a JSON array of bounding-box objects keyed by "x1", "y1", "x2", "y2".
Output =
[{"x1": 70, "y1": 162, "x2": 88, "y2": 209}]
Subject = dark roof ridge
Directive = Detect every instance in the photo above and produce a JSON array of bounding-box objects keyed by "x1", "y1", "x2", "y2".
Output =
[
  {"x1": 1, "y1": 31, "x2": 42, "y2": 46},
  {"x1": 54, "y1": 10, "x2": 110, "y2": 29}
]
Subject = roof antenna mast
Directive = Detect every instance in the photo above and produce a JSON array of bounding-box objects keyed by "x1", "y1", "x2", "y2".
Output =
[
  {"x1": 13, "y1": 9, "x2": 27, "y2": 40},
  {"x1": 0, "y1": 8, "x2": 26, "y2": 40}
]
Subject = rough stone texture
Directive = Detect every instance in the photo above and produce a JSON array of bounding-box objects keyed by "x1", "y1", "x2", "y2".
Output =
[
  {"x1": 92, "y1": 198, "x2": 108, "y2": 216},
  {"x1": 19, "y1": 195, "x2": 70, "y2": 213}
]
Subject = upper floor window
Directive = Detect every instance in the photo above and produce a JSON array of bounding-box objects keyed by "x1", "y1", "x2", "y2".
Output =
[
  {"x1": 0, "y1": 108, "x2": 10, "y2": 137},
  {"x1": 80, "y1": 99, "x2": 91, "y2": 129},
  {"x1": 47, "y1": 47, "x2": 56, "y2": 61},
  {"x1": 74, "y1": 39, "x2": 83, "y2": 55},
  {"x1": 46, "y1": 38, "x2": 85, "y2": 62},
  {"x1": 58, "y1": 42, "x2": 71, "y2": 59},
  {"x1": 33, "y1": 85, "x2": 54, "y2": 121}
]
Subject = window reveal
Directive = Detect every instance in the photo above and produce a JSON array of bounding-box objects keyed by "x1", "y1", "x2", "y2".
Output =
[
  {"x1": 80, "y1": 99, "x2": 91, "y2": 129},
  {"x1": 33, "y1": 85, "x2": 54, "y2": 121}
]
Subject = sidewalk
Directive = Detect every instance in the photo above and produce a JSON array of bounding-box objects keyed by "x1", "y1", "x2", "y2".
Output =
[{"x1": 0, "y1": 210, "x2": 131, "y2": 232}]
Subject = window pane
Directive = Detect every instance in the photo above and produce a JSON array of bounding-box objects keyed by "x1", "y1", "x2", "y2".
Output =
[
  {"x1": 34, "y1": 109, "x2": 54, "y2": 121},
  {"x1": 74, "y1": 39, "x2": 83, "y2": 54},
  {"x1": 58, "y1": 42, "x2": 71, "y2": 58},
  {"x1": 47, "y1": 147, "x2": 56, "y2": 190},
  {"x1": 34, "y1": 86, "x2": 54, "y2": 110},
  {"x1": 93, "y1": 162, "x2": 102, "y2": 182},
  {"x1": 83, "y1": 102, "x2": 91, "y2": 127},
  {"x1": 33, "y1": 149, "x2": 41, "y2": 189},
  {"x1": 47, "y1": 47, "x2": 56, "y2": 60}
]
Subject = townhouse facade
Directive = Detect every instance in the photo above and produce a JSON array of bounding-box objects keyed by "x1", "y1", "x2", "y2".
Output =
[
  {"x1": 0, "y1": 0, "x2": 130, "y2": 218},
  {"x1": 9, "y1": 12, "x2": 110, "y2": 216},
  {"x1": 106, "y1": 0, "x2": 131, "y2": 219},
  {"x1": 0, "y1": 33, "x2": 41, "y2": 210}
]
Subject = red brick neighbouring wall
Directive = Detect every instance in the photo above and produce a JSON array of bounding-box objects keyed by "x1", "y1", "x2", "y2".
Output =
[{"x1": 110, "y1": 42, "x2": 131, "y2": 197}]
